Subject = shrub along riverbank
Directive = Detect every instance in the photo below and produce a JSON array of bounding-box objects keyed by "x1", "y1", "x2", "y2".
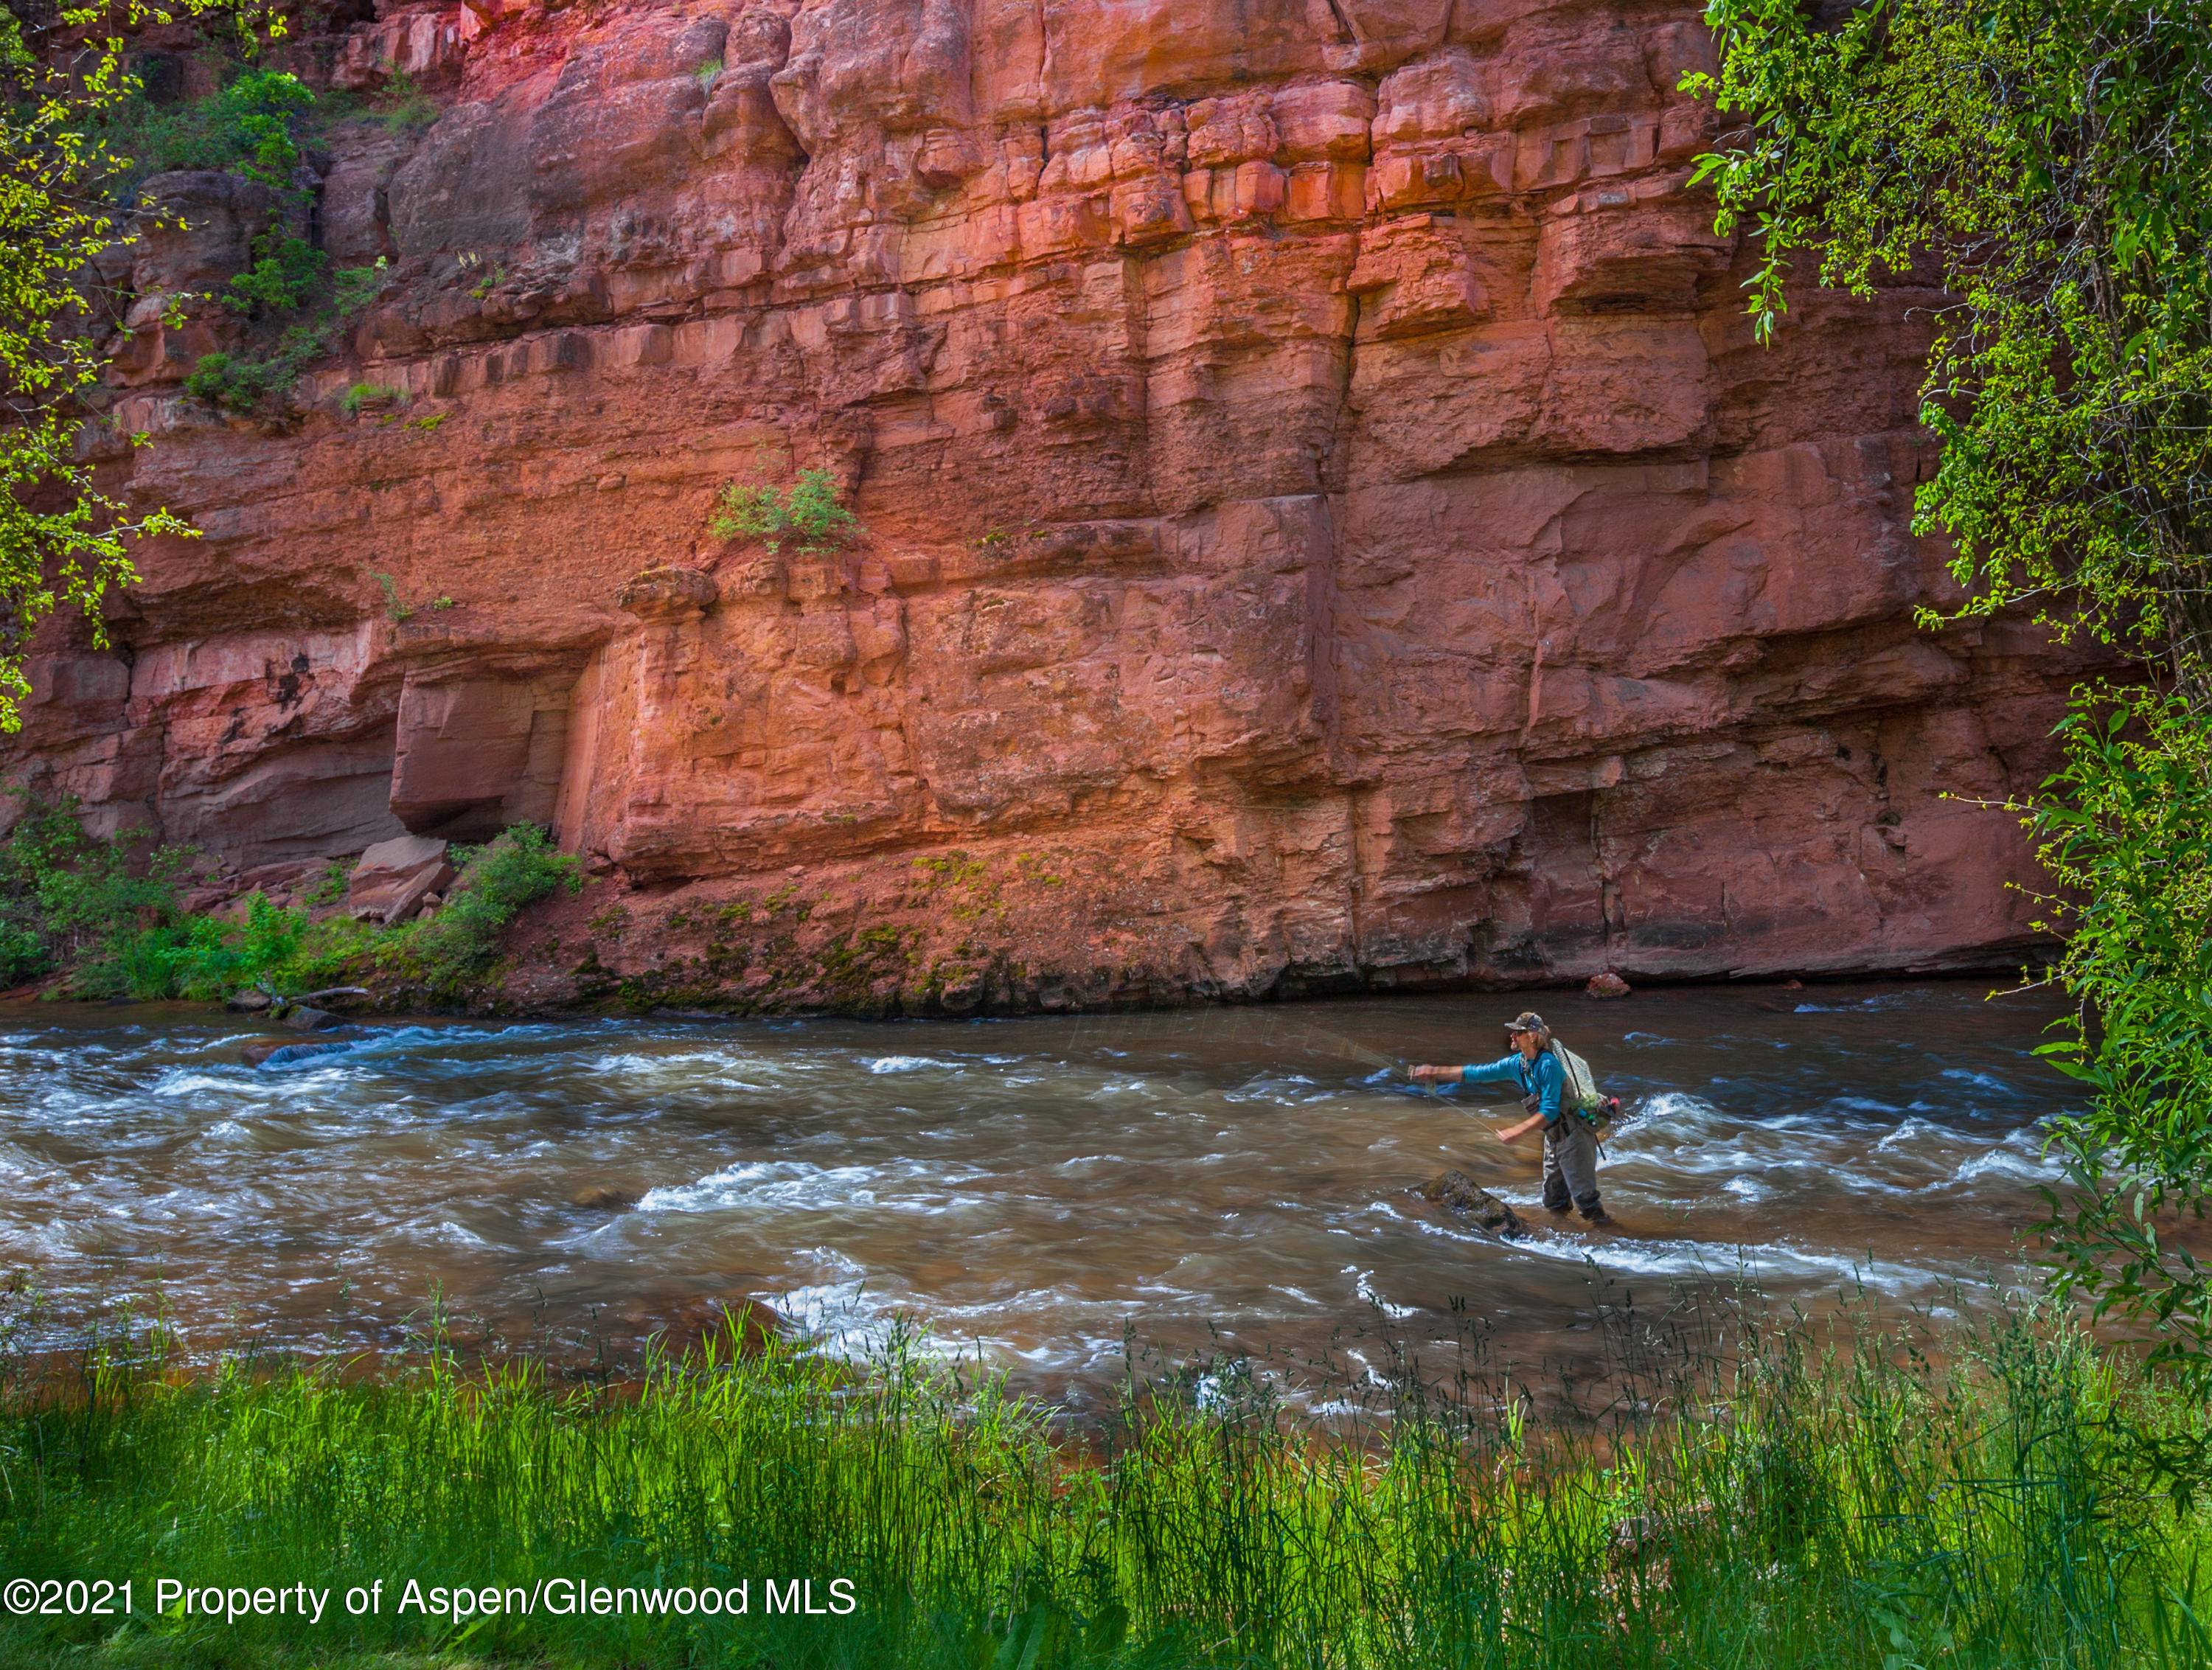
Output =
[
  {"x1": 0, "y1": 796, "x2": 579, "y2": 1008},
  {"x1": 0, "y1": 1302, "x2": 2206, "y2": 1669}
]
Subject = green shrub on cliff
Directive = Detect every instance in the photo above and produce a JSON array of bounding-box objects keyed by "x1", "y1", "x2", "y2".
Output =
[
  {"x1": 1689, "y1": 1, "x2": 2212, "y2": 1388},
  {"x1": 220, "y1": 224, "x2": 326, "y2": 316},
  {"x1": 180, "y1": 347, "x2": 287, "y2": 411},
  {"x1": 710, "y1": 467, "x2": 860, "y2": 554},
  {"x1": 105, "y1": 63, "x2": 397, "y2": 408},
  {"x1": 97, "y1": 64, "x2": 316, "y2": 200},
  {"x1": 184, "y1": 262, "x2": 389, "y2": 415},
  {"x1": 341, "y1": 380, "x2": 405, "y2": 416}
]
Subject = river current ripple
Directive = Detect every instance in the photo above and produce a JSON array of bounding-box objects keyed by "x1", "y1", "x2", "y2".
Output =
[{"x1": 2, "y1": 984, "x2": 2071, "y2": 1388}]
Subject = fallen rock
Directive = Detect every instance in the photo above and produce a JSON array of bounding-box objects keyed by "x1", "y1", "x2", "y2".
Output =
[
  {"x1": 1586, "y1": 970, "x2": 1632, "y2": 998},
  {"x1": 224, "y1": 988, "x2": 274, "y2": 1013},
  {"x1": 570, "y1": 1184, "x2": 642, "y2": 1211},
  {"x1": 1419, "y1": 1169, "x2": 1526, "y2": 1236},
  {"x1": 243, "y1": 1039, "x2": 351, "y2": 1068},
  {"x1": 347, "y1": 834, "x2": 456, "y2": 925},
  {"x1": 294, "y1": 985, "x2": 372, "y2": 1009},
  {"x1": 180, "y1": 883, "x2": 243, "y2": 916},
  {"x1": 282, "y1": 1005, "x2": 342, "y2": 1031}
]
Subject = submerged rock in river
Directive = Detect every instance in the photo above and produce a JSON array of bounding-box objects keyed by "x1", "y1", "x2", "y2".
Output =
[
  {"x1": 1419, "y1": 1170, "x2": 1526, "y2": 1237},
  {"x1": 243, "y1": 1038, "x2": 351, "y2": 1069},
  {"x1": 570, "y1": 1184, "x2": 641, "y2": 1211}
]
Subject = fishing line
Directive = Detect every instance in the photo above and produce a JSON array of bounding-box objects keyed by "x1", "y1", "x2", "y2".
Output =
[{"x1": 1233, "y1": 1010, "x2": 1450, "y2": 1097}]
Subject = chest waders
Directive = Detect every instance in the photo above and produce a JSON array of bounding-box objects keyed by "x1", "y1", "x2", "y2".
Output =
[{"x1": 1525, "y1": 1091, "x2": 1605, "y2": 1220}]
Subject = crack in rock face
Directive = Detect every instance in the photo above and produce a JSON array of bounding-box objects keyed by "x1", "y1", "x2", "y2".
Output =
[{"x1": 14, "y1": 0, "x2": 2107, "y2": 1013}]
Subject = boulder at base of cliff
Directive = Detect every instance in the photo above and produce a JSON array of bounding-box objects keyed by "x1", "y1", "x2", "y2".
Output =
[
  {"x1": 348, "y1": 834, "x2": 457, "y2": 925},
  {"x1": 1587, "y1": 970, "x2": 1632, "y2": 998},
  {"x1": 1419, "y1": 1170, "x2": 1526, "y2": 1236}
]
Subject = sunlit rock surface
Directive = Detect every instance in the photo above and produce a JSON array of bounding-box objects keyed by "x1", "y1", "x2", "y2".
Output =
[{"x1": 9, "y1": 0, "x2": 2092, "y2": 1009}]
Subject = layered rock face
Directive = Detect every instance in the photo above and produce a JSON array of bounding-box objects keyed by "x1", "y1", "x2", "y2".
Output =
[{"x1": 13, "y1": 0, "x2": 2084, "y2": 1009}]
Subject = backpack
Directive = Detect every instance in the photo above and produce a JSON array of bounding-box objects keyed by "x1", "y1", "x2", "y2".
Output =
[{"x1": 1548, "y1": 1039, "x2": 1611, "y2": 1124}]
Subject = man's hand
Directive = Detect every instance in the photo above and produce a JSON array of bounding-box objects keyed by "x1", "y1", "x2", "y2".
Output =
[
  {"x1": 1495, "y1": 1113, "x2": 1545, "y2": 1144},
  {"x1": 1409, "y1": 1063, "x2": 1461, "y2": 1085}
]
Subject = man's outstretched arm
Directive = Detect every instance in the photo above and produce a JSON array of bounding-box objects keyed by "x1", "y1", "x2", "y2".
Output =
[{"x1": 1409, "y1": 1054, "x2": 1523, "y2": 1086}]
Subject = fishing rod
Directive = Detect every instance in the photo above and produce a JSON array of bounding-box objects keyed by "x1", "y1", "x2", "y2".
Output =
[{"x1": 1245, "y1": 1012, "x2": 1443, "y2": 1093}]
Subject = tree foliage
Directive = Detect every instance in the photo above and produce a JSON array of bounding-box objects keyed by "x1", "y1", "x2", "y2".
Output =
[
  {"x1": 0, "y1": 0, "x2": 279, "y2": 731},
  {"x1": 1688, "y1": 0, "x2": 2212, "y2": 1375},
  {"x1": 1688, "y1": 0, "x2": 2210, "y2": 659},
  {"x1": 2028, "y1": 695, "x2": 2212, "y2": 1381}
]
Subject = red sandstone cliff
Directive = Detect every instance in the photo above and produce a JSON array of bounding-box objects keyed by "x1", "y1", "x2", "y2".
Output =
[{"x1": 9, "y1": 0, "x2": 2087, "y2": 1011}]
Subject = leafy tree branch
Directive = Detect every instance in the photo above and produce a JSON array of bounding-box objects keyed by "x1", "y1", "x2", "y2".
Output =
[
  {"x1": 0, "y1": 0, "x2": 279, "y2": 730},
  {"x1": 1688, "y1": 0, "x2": 2212, "y2": 1382}
]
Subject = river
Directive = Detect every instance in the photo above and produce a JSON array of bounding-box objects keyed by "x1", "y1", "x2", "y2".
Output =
[{"x1": 1, "y1": 981, "x2": 2073, "y2": 1396}]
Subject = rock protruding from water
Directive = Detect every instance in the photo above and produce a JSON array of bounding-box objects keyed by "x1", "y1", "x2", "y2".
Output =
[
  {"x1": 1419, "y1": 1170, "x2": 1526, "y2": 1237},
  {"x1": 243, "y1": 1039, "x2": 351, "y2": 1069},
  {"x1": 348, "y1": 834, "x2": 456, "y2": 925},
  {"x1": 571, "y1": 1184, "x2": 641, "y2": 1211},
  {"x1": 283, "y1": 1004, "x2": 342, "y2": 1031},
  {"x1": 1587, "y1": 970, "x2": 1632, "y2": 998}
]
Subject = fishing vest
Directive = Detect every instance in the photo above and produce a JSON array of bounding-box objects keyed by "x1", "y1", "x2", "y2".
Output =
[{"x1": 1520, "y1": 1042, "x2": 1610, "y2": 1128}]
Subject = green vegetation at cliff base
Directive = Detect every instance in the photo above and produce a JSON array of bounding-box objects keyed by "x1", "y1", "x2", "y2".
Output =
[{"x1": 0, "y1": 796, "x2": 578, "y2": 1006}]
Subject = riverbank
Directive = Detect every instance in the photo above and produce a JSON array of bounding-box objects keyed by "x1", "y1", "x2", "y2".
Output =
[
  {"x1": 1, "y1": 1302, "x2": 2203, "y2": 1670},
  {"x1": 0, "y1": 798, "x2": 2047, "y2": 1022}
]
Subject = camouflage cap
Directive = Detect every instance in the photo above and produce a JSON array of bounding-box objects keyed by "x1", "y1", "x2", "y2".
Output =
[{"x1": 1503, "y1": 1010, "x2": 1547, "y2": 1035}]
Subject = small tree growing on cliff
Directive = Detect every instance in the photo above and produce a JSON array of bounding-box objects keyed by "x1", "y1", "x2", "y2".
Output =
[
  {"x1": 710, "y1": 467, "x2": 860, "y2": 556},
  {"x1": 1687, "y1": 1, "x2": 2212, "y2": 1382}
]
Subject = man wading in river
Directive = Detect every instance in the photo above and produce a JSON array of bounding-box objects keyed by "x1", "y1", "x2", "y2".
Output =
[{"x1": 1411, "y1": 1012, "x2": 1613, "y2": 1226}]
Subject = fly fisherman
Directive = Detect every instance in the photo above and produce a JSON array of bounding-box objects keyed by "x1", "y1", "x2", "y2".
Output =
[{"x1": 1411, "y1": 1012, "x2": 1613, "y2": 1226}]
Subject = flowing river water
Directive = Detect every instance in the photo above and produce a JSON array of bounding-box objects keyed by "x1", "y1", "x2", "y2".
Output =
[{"x1": 2, "y1": 983, "x2": 2073, "y2": 1397}]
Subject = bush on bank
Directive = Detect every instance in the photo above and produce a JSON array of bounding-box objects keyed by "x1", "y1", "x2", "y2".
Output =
[
  {"x1": 0, "y1": 1301, "x2": 2206, "y2": 1670},
  {"x1": 1688, "y1": 0, "x2": 2212, "y2": 1390},
  {"x1": 0, "y1": 796, "x2": 580, "y2": 1004}
]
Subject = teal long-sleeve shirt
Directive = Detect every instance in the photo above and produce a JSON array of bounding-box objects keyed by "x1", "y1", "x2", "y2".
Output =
[{"x1": 1461, "y1": 1049, "x2": 1565, "y2": 1125}]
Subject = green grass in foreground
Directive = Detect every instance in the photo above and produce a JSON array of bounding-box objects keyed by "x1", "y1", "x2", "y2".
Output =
[{"x1": 1, "y1": 1303, "x2": 2208, "y2": 1669}]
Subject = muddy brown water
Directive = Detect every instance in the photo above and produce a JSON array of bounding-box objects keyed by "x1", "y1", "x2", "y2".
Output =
[{"x1": 1, "y1": 982, "x2": 2072, "y2": 1400}]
